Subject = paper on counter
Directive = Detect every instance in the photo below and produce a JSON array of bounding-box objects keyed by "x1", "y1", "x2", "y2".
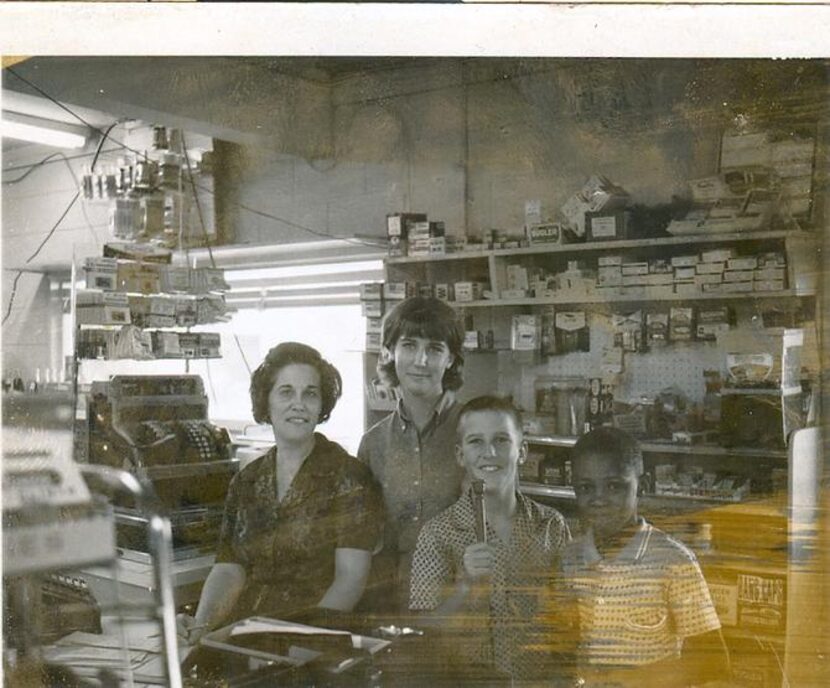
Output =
[{"x1": 229, "y1": 617, "x2": 351, "y2": 638}]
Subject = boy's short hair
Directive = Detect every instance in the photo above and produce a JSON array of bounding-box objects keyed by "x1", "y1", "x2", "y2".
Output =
[
  {"x1": 572, "y1": 427, "x2": 644, "y2": 476},
  {"x1": 457, "y1": 395, "x2": 524, "y2": 440},
  {"x1": 377, "y1": 296, "x2": 464, "y2": 391}
]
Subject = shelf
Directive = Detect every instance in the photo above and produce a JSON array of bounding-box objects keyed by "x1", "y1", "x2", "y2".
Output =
[
  {"x1": 77, "y1": 288, "x2": 229, "y2": 298},
  {"x1": 78, "y1": 323, "x2": 226, "y2": 331},
  {"x1": 443, "y1": 289, "x2": 812, "y2": 309},
  {"x1": 525, "y1": 435, "x2": 787, "y2": 459},
  {"x1": 386, "y1": 230, "x2": 813, "y2": 265},
  {"x1": 647, "y1": 492, "x2": 750, "y2": 504},
  {"x1": 78, "y1": 355, "x2": 222, "y2": 361},
  {"x1": 520, "y1": 480, "x2": 755, "y2": 505},
  {"x1": 492, "y1": 230, "x2": 808, "y2": 257},
  {"x1": 387, "y1": 250, "x2": 492, "y2": 265}
]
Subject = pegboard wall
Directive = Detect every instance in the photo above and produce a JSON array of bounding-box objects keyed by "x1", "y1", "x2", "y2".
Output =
[
  {"x1": 467, "y1": 299, "x2": 814, "y2": 413},
  {"x1": 490, "y1": 311, "x2": 734, "y2": 412},
  {"x1": 615, "y1": 344, "x2": 723, "y2": 403}
]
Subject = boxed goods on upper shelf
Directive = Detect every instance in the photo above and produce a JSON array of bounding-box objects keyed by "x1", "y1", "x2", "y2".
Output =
[
  {"x1": 83, "y1": 256, "x2": 229, "y2": 295},
  {"x1": 561, "y1": 175, "x2": 630, "y2": 239}
]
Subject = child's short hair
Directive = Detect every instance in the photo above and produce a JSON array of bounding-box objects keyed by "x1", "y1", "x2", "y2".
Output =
[
  {"x1": 572, "y1": 427, "x2": 644, "y2": 476},
  {"x1": 457, "y1": 395, "x2": 524, "y2": 439},
  {"x1": 377, "y1": 296, "x2": 464, "y2": 391}
]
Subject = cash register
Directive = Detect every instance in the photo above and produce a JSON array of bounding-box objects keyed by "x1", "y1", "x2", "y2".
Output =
[{"x1": 85, "y1": 375, "x2": 236, "y2": 557}]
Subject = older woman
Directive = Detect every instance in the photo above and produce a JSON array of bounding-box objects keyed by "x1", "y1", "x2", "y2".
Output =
[{"x1": 178, "y1": 342, "x2": 383, "y2": 643}]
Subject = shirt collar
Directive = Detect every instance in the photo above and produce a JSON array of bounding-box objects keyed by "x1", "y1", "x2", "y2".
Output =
[
  {"x1": 396, "y1": 389, "x2": 456, "y2": 427},
  {"x1": 449, "y1": 484, "x2": 534, "y2": 533},
  {"x1": 571, "y1": 517, "x2": 652, "y2": 569}
]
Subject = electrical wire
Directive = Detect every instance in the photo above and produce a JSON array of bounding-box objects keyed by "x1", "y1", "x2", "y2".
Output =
[
  {"x1": 181, "y1": 132, "x2": 216, "y2": 268},
  {"x1": 233, "y1": 334, "x2": 252, "y2": 376},
  {"x1": 2, "y1": 121, "x2": 119, "y2": 325},
  {"x1": 4, "y1": 150, "x2": 104, "y2": 246},
  {"x1": 1, "y1": 271, "x2": 24, "y2": 326},
  {"x1": 204, "y1": 358, "x2": 218, "y2": 406},
  {"x1": 3, "y1": 151, "x2": 65, "y2": 185},
  {"x1": 5, "y1": 68, "x2": 382, "y2": 249}
]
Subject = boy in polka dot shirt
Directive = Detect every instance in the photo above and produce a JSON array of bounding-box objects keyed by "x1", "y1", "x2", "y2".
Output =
[{"x1": 548, "y1": 427, "x2": 730, "y2": 688}]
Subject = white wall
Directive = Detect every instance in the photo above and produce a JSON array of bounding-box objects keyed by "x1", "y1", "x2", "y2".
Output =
[{"x1": 220, "y1": 59, "x2": 726, "y2": 247}]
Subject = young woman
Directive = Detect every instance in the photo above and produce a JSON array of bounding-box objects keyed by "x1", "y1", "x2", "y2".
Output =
[{"x1": 358, "y1": 296, "x2": 466, "y2": 615}]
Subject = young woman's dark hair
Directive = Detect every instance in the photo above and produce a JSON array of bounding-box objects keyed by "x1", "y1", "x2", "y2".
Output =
[
  {"x1": 571, "y1": 427, "x2": 644, "y2": 476},
  {"x1": 250, "y1": 342, "x2": 342, "y2": 425},
  {"x1": 377, "y1": 296, "x2": 465, "y2": 391}
]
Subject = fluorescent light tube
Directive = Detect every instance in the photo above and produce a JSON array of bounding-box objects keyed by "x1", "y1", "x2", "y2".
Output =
[{"x1": 1, "y1": 111, "x2": 88, "y2": 149}]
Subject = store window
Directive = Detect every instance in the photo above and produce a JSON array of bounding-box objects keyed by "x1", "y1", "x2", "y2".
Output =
[
  {"x1": 67, "y1": 255, "x2": 384, "y2": 455},
  {"x1": 190, "y1": 303, "x2": 368, "y2": 454}
]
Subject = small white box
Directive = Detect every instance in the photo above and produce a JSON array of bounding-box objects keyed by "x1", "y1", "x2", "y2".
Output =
[
  {"x1": 365, "y1": 332, "x2": 382, "y2": 352},
  {"x1": 506, "y1": 265, "x2": 530, "y2": 291},
  {"x1": 695, "y1": 273, "x2": 724, "y2": 286},
  {"x1": 757, "y1": 252, "x2": 786, "y2": 268},
  {"x1": 383, "y1": 282, "x2": 407, "y2": 300},
  {"x1": 727, "y1": 257, "x2": 758, "y2": 271},
  {"x1": 428, "y1": 237, "x2": 446, "y2": 254},
  {"x1": 723, "y1": 270, "x2": 755, "y2": 283},
  {"x1": 671, "y1": 254, "x2": 699, "y2": 268},
  {"x1": 701, "y1": 248, "x2": 732, "y2": 264},
  {"x1": 511, "y1": 315, "x2": 539, "y2": 351},
  {"x1": 674, "y1": 267, "x2": 697, "y2": 281},
  {"x1": 366, "y1": 317, "x2": 383, "y2": 334},
  {"x1": 360, "y1": 283, "x2": 384, "y2": 300},
  {"x1": 755, "y1": 267, "x2": 786, "y2": 282},
  {"x1": 361, "y1": 300, "x2": 384, "y2": 318},
  {"x1": 621, "y1": 262, "x2": 649, "y2": 276},
  {"x1": 598, "y1": 267, "x2": 623, "y2": 287},
  {"x1": 622, "y1": 274, "x2": 647, "y2": 287},
  {"x1": 754, "y1": 279, "x2": 786, "y2": 292},
  {"x1": 598, "y1": 255, "x2": 623, "y2": 267},
  {"x1": 454, "y1": 282, "x2": 474, "y2": 302},
  {"x1": 696, "y1": 262, "x2": 726, "y2": 275},
  {"x1": 722, "y1": 281, "x2": 755, "y2": 293},
  {"x1": 463, "y1": 330, "x2": 482, "y2": 350},
  {"x1": 645, "y1": 274, "x2": 674, "y2": 287}
]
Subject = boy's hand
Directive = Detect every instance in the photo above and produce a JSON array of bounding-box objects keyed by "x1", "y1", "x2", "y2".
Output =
[{"x1": 462, "y1": 542, "x2": 496, "y2": 580}]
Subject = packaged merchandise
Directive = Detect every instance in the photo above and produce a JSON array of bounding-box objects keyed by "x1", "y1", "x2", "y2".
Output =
[
  {"x1": 554, "y1": 311, "x2": 590, "y2": 353},
  {"x1": 669, "y1": 307, "x2": 694, "y2": 341},
  {"x1": 511, "y1": 315, "x2": 539, "y2": 351}
]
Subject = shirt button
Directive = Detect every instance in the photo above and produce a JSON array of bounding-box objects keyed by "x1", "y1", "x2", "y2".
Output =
[{"x1": 414, "y1": 480, "x2": 420, "y2": 486}]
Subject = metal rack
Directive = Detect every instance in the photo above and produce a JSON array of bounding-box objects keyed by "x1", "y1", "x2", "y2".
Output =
[{"x1": 2, "y1": 391, "x2": 183, "y2": 687}]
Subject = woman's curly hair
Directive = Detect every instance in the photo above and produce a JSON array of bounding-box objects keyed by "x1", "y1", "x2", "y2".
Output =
[
  {"x1": 250, "y1": 342, "x2": 342, "y2": 425},
  {"x1": 377, "y1": 296, "x2": 464, "y2": 391}
]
